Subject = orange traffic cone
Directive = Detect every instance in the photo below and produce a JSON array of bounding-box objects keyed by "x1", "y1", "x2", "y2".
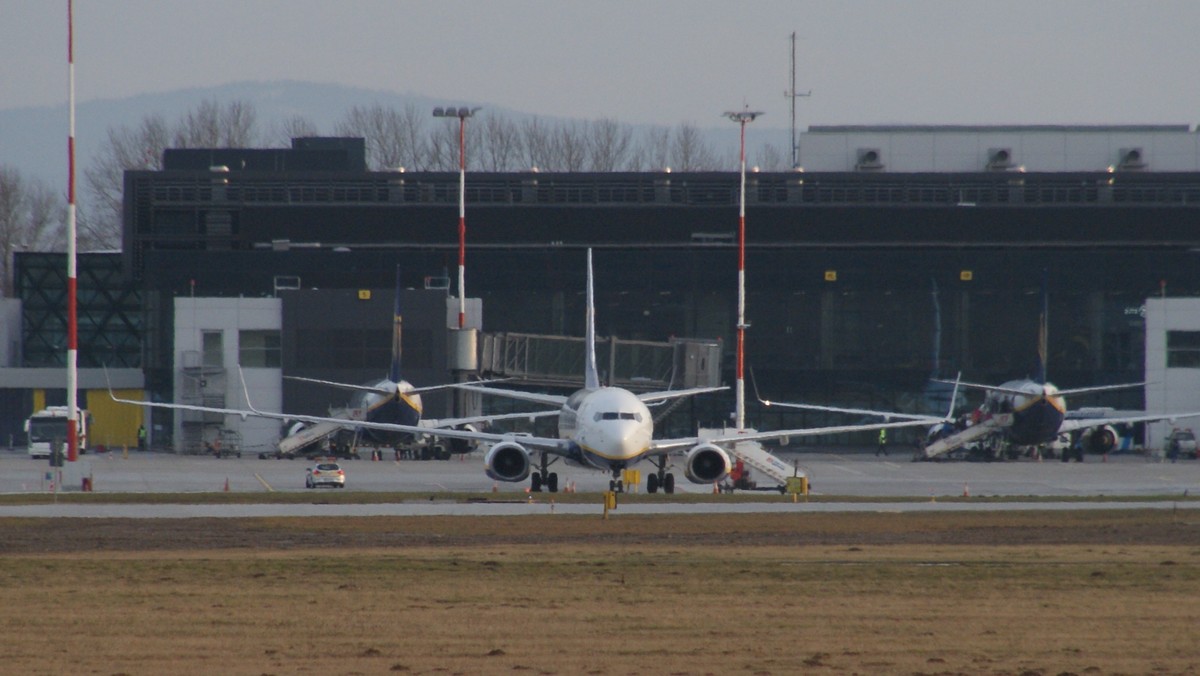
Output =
[
  {"x1": 712, "y1": 482, "x2": 719, "y2": 494},
  {"x1": 223, "y1": 477, "x2": 230, "y2": 492},
  {"x1": 962, "y1": 483, "x2": 970, "y2": 498}
]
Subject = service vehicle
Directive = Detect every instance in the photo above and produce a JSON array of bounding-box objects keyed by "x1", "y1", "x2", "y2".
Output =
[
  {"x1": 25, "y1": 407, "x2": 90, "y2": 459},
  {"x1": 1166, "y1": 428, "x2": 1198, "y2": 459}
]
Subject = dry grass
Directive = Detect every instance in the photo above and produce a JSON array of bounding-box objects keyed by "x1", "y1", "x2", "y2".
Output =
[{"x1": 2, "y1": 511, "x2": 1199, "y2": 675}]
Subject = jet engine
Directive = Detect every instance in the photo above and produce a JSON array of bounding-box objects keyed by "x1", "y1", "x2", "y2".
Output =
[
  {"x1": 1081, "y1": 425, "x2": 1118, "y2": 454},
  {"x1": 484, "y1": 441, "x2": 531, "y2": 482},
  {"x1": 683, "y1": 443, "x2": 732, "y2": 483}
]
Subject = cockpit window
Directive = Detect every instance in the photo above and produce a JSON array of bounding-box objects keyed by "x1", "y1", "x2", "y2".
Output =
[{"x1": 595, "y1": 411, "x2": 641, "y2": 422}]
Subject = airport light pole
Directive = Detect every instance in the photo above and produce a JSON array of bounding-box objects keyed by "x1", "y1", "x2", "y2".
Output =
[
  {"x1": 432, "y1": 106, "x2": 481, "y2": 329},
  {"x1": 724, "y1": 107, "x2": 763, "y2": 432}
]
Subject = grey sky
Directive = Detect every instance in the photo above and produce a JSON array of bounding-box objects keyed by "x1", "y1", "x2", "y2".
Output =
[{"x1": 4, "y1": 0, "x2": 1200, "y2": 129}]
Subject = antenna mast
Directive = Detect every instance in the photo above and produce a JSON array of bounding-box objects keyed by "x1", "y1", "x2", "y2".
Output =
[{"x1": 786, "y1": 32, "x2": 811, "y2": 169}]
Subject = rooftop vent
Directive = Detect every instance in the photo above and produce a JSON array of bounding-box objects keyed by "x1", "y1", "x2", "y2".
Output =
[
  {"x1": 1118, "y1": 147, "x2": 1146, "y2": 171},
  {"x1": 986, "y1": 148, "x2": 1014, "y2": 171},
  {"x1": 855, "y1": 148, "x2": 884, "y2": 171}
]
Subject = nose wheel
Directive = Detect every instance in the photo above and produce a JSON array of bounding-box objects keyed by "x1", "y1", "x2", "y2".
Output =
[{"x1": 645, "y1": 456, "x2": 675, "y2": 494}]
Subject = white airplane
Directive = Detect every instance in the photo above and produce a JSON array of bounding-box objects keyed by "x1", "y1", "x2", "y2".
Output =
[{"x1": 111, "y1": 249, "x2": 938, "y2": 493}]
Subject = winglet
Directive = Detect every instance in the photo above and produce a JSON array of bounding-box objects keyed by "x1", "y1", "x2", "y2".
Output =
[
  {"x1": 750, "y1": 366, "x2": 771, "y2": 406},
  {"x1": 237, "y1": 365, "x2": 263, "y2": 418},
  {"x1": 584, "y1": 248, "x2": 600, "y2": 390},
  {"x1": 946, "y1": 371, "x2": 962, "y2": 420}
]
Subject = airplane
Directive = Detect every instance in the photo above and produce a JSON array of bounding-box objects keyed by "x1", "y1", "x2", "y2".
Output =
[
  {"x1": 919, "y1": 291, "x2": 1200, "y2": 462},
  {"x1": 269, "y1": 266, "x2": 550, "y2": 459},
  {"x1": 112, "y1": 249, "x2": 942, "y2": 494}
]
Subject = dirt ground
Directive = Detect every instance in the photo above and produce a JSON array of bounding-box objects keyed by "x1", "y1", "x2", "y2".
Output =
[
  {"x1": 4, "y1": 508, "x2": 1200, "y2": 553},
  {"x1": 3, "y1": 510, "x2": 1200, "y2": 675}
]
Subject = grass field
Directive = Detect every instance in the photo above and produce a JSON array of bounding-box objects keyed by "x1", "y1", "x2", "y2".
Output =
[{"x1": 2, "y1": 510, "x2": 1199, "y2": 675}]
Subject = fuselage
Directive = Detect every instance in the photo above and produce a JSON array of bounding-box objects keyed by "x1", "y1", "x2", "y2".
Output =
[
  {"x1": 557, "y1": 386, "x2": 654, "y2": 471},
  {"x1": 983, "y1": 379, "x2": 1067, "y2": 445},
  {"x1": 351, "y1": 379, "x2": 423, "y2": 442}
]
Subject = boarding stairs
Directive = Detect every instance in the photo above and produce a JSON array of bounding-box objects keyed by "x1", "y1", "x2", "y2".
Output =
[
  {"x1": 919, "y1": 413, "x2": 1012, "y2": 460},
  {"x1": 699, "y1": 427, "x2": 799, "y2": 486},
  {"x1": 277, "y1": 406, "x2": 365, "y2": 456}
]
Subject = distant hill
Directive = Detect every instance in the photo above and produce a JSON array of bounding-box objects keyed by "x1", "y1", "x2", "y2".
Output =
[{"x1": 0, "y1": 80, "x2": 794, "y2": 188}]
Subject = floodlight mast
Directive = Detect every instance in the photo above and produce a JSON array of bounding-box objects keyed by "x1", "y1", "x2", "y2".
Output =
[
  {"x1": 432, "y1": 106, "x2": 481, "y2": 329},
  {"x1": 723, "y1": 107, "x2": 763, "y2": 432},
  {"x1": 66, "y1": 0, "x2": 79, "y2": 463}
]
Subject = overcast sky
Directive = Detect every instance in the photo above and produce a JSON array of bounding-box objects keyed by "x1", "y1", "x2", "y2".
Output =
[{"x1": 5, "y1": 0, "x2": 1200, "y2": 129}]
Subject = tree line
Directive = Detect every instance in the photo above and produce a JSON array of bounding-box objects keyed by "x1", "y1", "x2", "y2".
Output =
[{"x1": 2, "y1": 99, "x2": 787, "y2": 293}]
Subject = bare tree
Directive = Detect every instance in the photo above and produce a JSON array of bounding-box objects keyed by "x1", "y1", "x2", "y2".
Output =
[
  {"x1": 84, "y1": 114, "x2": 169, "y2": 250},
  {"x1": 518, "y1": 117, "x2": 553, "y2": 171},
  {"x1": 549, "y1": 121, "x2": 590, "y2": 172},
  {"x1": 479, "y1": 114, "x2": 521, "y2": 172},
  {"x1": 267, "y1": 115, "x2": 320, "y2": 147},
  {"x1": 633, "y1": 126, "x2": 672, "y2": 171},
  {"x1": 587, "y1": 118, "x2": 635, "y2": 171},
  {"x1": 335, "y1": 103, "x2": 428, "y2": 171},
  {"x1": 754, "y1": 143, "x2": 788, "y2": 172},
  {"x1": 172, "y1": 99, "x2": 258, "y2": 148},
  {"x1": 0, "y1": 166, "x2": 64, "y2": 297},
  {"x1": 671, "y1": 124, "x2": 719, "y2": 171}
]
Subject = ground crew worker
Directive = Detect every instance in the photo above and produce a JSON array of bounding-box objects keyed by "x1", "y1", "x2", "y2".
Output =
[
  {"x1": 877, "y1": 427, "x2": 888, "y2": 457},
  {"x1": 137, "y1": 424, "x2": 147, "y2": 452}
]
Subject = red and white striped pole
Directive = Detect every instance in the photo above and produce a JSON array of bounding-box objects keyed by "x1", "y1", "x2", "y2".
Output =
[
  {"x1": 724, "y1": 108, "x2": 762, "y2": 432},
  {"x1": 456, "y1": 114, "x2": 466, "y2": 329},
  {"x1": 66, "y1": 0, "x2": 79, "y2": 462},
  {"x1": 433, "y1": 106, "x2": 479, "y2": 330}
]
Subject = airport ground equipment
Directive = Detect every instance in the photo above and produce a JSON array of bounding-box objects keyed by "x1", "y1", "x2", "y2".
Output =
[
  {"x1": 918, "y1": 414, "x2": 1012, "y2": 460},
  {"x1": 25, "y1": 406, "x2": 90, "y2": 459}
]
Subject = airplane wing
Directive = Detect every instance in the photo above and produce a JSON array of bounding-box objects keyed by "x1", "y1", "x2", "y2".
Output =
[
  {"x1": 931, "y1": 378, "x2": 1032, "y2": 397},
  {"x1": 286, "y1": 375, "x2": 512, "y2": 396},
  {"x1": 638, "y1": 385, "x2": 728, "y2": 404},
  {"x1": 756, "y1": 399, "x2": 944, "y2": 422},
  {"x1": 422, "y1": 409, "x2": 560, "y2": 429},
  {"x1": 1058, "y1": 410, "x2": 1200, "y2": 434},
  {"x1": 107, "y1": 384, "x2": 568, "y2": 453},
  {"x1": 647, "y1": 417, "x2": 944, "y2": 453},
  {"x1": 449, "y1": 382, "x2": 568, "y2": 407},
  {"x1": 1055, "y1": 382, "x2": 1146, "y2": 396}
]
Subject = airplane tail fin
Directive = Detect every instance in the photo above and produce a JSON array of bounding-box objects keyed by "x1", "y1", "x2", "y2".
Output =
[
  {"x1": 390, "y1": 265, "x2": 403, "y2": 384},
  {"x1": 584, "y1": 249, "x2": 601, "y2": 390},
  {"x1": 1035, "y1": 269, "x2": 1048, "y2": 385}
]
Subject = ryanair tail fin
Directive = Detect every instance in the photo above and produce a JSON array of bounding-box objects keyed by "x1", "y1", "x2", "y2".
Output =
[
  {"x1": 584, "y1": 249, "x2": 600, "y2": 390},
  {"x1": 390, "y1": 265, "x2": 403, "y2": 384},
  {"x1": 1034, "y1": 269, "x2": 1048, "y2": 385}
]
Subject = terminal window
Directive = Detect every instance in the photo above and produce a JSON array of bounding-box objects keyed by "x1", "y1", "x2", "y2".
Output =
[
  {"x1": 1167, "y1": 331, "x2": 1200, "y2": 368},
  {"x1": 239, "y1": 330, "x2": 282, "y2": 368}
]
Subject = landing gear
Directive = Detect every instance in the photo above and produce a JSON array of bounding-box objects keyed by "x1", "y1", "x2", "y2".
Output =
[
  {"x1": 646, "y1": 456, "x2": 675, "y2": 494},
  {"x1": 530, "y1": 452, "x2": 559, "y2": 493}
]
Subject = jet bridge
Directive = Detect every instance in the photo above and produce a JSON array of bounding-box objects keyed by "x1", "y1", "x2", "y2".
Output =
[{"x1": 478, "y1": 333, "x2": 721, "y2": 391}]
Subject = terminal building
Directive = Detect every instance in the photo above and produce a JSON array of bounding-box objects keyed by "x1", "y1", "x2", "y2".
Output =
[{"x1": 9, "y1": 126, "x2": 1200, "y2": 452}]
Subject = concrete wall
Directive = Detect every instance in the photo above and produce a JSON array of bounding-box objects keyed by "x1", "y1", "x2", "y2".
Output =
[
  {"x1": 174, "y1": 297, "x2": 281, "y2": 454},
  {"x1": 800, "y1": 126, "x2": 1200, "y2": 173},
  {"x1": 1144, "y1": 297, "x2": 1200, "y2": 449}
]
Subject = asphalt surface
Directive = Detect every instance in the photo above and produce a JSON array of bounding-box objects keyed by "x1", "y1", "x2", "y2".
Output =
[{"x1": 2, "y1": 446, "x2": 1198, "y2": 517}]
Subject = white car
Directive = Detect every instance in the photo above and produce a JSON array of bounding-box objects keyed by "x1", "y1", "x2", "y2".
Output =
[{"x1": 305, "y1": 462, "x2": 346, "y2": 488}]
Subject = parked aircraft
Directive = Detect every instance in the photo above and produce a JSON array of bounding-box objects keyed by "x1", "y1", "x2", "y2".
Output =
[
  {"x1": 921, "y1": 294, "x2": 1198, "y2": 461},
  {"x1": 111, "y1": 250, "x2": 938, "y2": 493},
  {"x1": 269, "y1": 267, "x2": 548, "y2": 459}
]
